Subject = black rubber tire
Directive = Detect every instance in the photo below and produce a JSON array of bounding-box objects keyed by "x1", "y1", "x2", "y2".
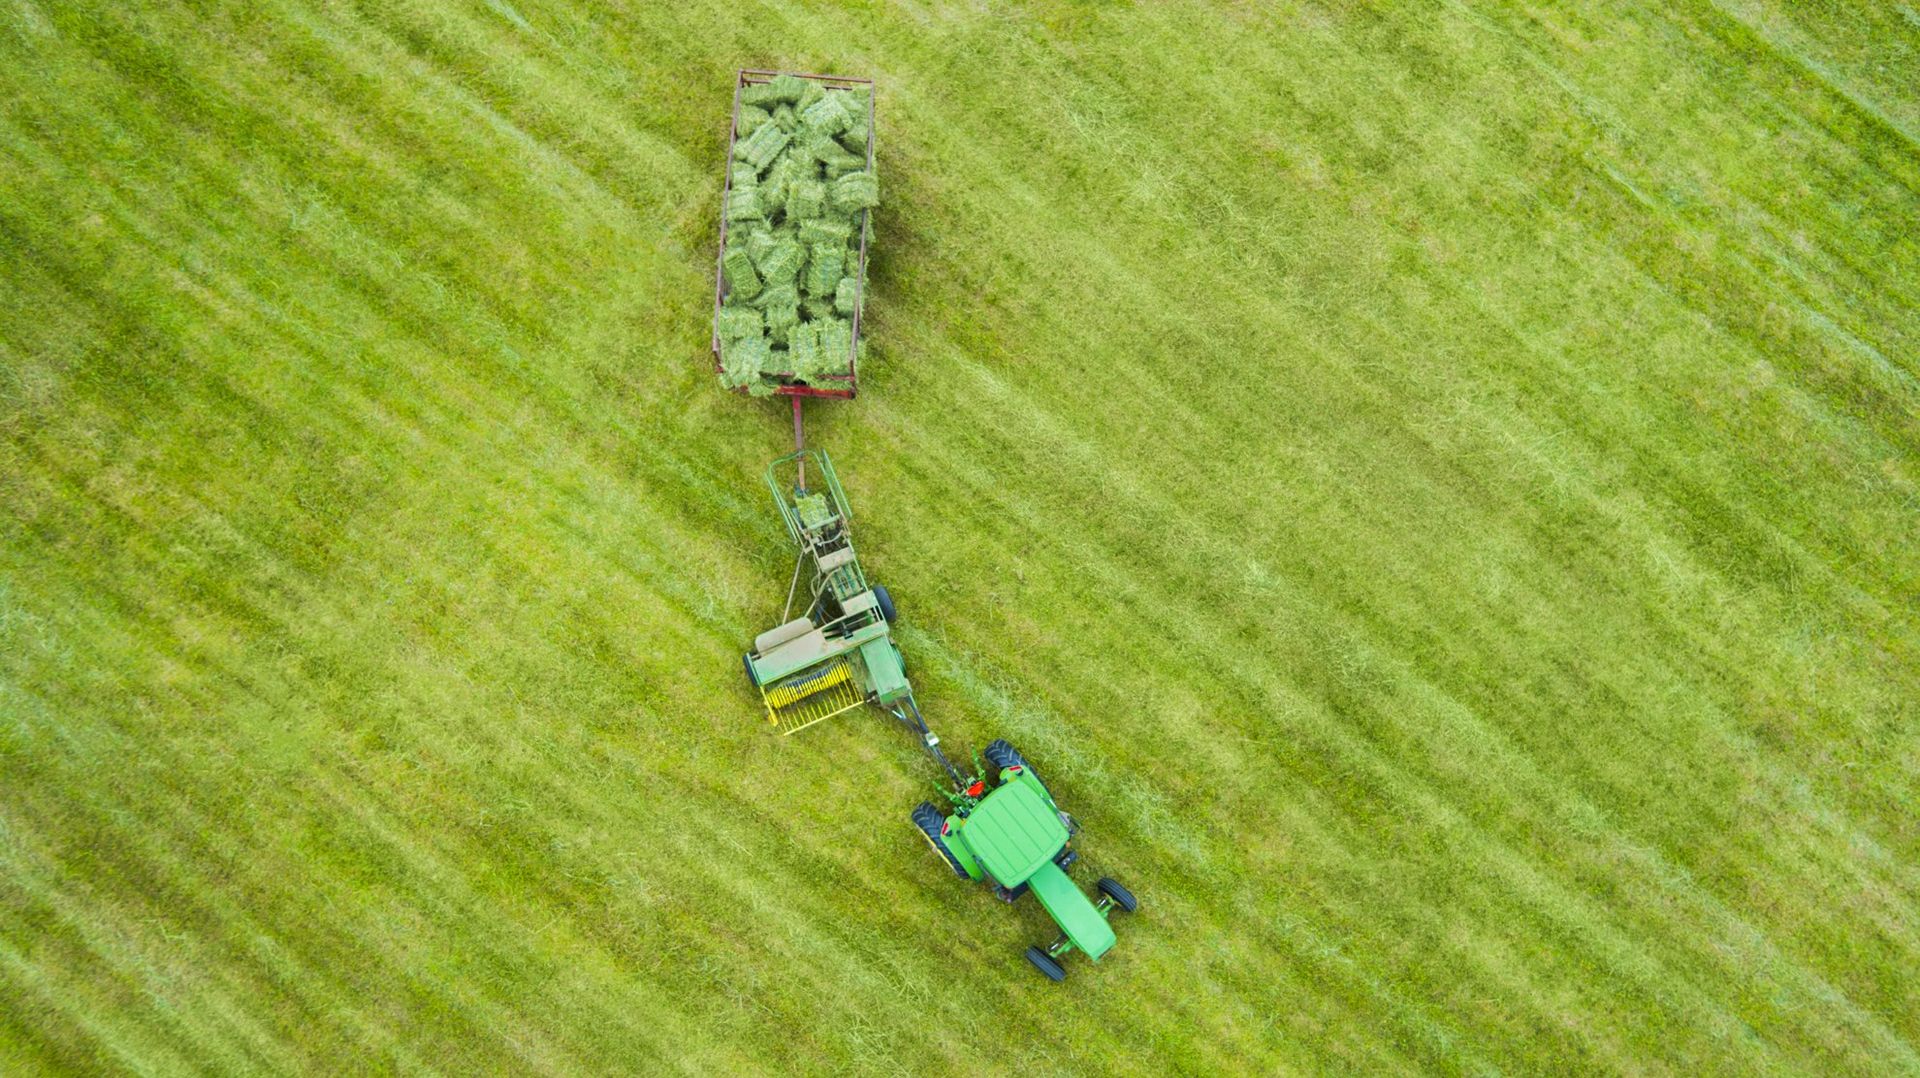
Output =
[
  {"x1": 1098, "y1": 877, "x2": 1138, "y2": 914},
  {"x1": 984, "y1": 740, "x2": 1044, "y2": 794},
  {"x1": 912, "y1": 802, "x2": 967, "y2": 878},
  {"x1": 1025, "y1": 946, "x2": 1067, "y2": 982},
  {"x1": 742, "y1": 652, "x2": 758, "y2": 686},
  {"x1": 983, "y1": 738, "x2": 1027, "y2": 773},
  {"x1": 873, "y1": 584, "x2": 897, "y2": 624}
]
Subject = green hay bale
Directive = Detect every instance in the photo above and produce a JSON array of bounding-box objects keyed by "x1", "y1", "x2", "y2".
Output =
[
  {"x1": 753, "y1": 235, "x2": 804, "y2": 284},
  {"x1": 787, "y1": 320, "x2": 822, "y2": 379},
  {"x1": 817, "y1": 316, "x2": 853, "y2": 376},
  {"x1": 771, "y1": 104, "x2": 799, "y2": 133},
  {"x1": 763, "y1": 293, "x2": 800, "y2": 343},
  {"x1": 742, "y1": 74, "x2": 805, "y2": 108},
  {"x1": 737, "y1": 104, "x2": 772, "y2": 137},
  {"x1": 746, "y1": 227, "x2": 778, "y2": 265},
  {"x1": 805, "y1": 243, "x2": 844, "y2": 297},
  {"x1": 834, "y1": 275, "x2": 860, "y2": 315},
  {"x1": 796, "y1": 79, "x2": 826, "y2": 113},
  {"x1": 729, "y1": 214, "x2": 769, "y2": 244},
  {"x1": 836, "y1": 89, "x2": 871, "y2": 152},
  {"x1": 785, "y1": 178, "x2": 826, "y2": 224},
  {"x1": 722, "y1": 247, "x2": 762, "y2": 300},
  {"x1": 771, "y1": 74, "x2": 809, "y2": 102},
  {"x1": 747, "y1": 224, "x2": 794, "y2": 268},
  {"x1": 829, "y1": 170, "x2": 879, "y2": 212},
  {"x1": 794, "y1": 119, "x2": 861, "y2": 175},
  {"x1": 795, "y1": 492, "x2": 833, "y2": 528},
  {"x1": 837, "y1": 121, "x2": 868, "y2": 156},
  {"x1": 760, "y1": 154, "x2": 814, "y2": 216},
  {"x1": 792, "y1": 130, "x2": 837, "y2": 168},
  {"x1": 733, "y1": 122, "x2": 790, "y2": 173},
  {"x1": 819, "y1": 143, "x2": 866, "y2": 178},
  {"x1": 784, "y1": 316, "x2": 850, "y2": 382},
  {"x1": 768, "y1": 154, "x2": 821, "y2": 215},
  {"x1": 798, "y1": 216, "x2": 853, "y2": 246},
  {"x1": 726, "y1": 183, "x2": 762, "y2": 223},
  {"x1": 803, "y1": 294, "x2": 837, "y2": 321},
  {"x1": 717, "y1": 304, "x2": 762, "y2": 341},
  {"x1": 721, "y1": 332, "x2": 771, "y2": 388},
  {"x1": 750, "y1": 281, "x2": 797, "y2": 312},
  {"x1": 801, "y1": 92, "x2": 852, "y2": 136}
]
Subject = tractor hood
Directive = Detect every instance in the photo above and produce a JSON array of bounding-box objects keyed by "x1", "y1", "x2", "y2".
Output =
[{"x1": 952, "y1": 774, "x2": 1068, "y2": 886}]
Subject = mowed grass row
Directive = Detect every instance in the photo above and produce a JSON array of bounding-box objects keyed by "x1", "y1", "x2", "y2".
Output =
[{"x1": 3, "y1": 0, "x2": 1917, "y2": 1071}]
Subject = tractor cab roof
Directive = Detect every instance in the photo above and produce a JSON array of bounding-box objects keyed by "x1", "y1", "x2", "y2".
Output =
[{"x1": 957, "y1": 774, "x2": 1068, "y2": 886}]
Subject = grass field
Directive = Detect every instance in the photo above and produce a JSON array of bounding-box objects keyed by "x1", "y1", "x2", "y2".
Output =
[{"x1": 4, "y1": 0, "x2": 1918, "y2": 1071}]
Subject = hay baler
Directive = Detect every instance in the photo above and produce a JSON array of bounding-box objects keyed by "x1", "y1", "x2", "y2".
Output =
[{"x1": 742, "y1": 450, "x2": 961, "y2": 775}]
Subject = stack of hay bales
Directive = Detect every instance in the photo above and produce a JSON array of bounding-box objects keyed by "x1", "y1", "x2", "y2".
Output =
[{"x1": 718, "y1": 75, "x2": 878, "y2": 394}]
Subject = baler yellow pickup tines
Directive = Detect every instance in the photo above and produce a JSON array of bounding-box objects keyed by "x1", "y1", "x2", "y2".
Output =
[{"x1": 764, "y1": 658, "x2": 864, "y2": 735}]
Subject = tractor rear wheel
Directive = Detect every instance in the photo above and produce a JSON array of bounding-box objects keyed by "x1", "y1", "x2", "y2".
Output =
[
  {"x1": 873, "y1": 584, "x2": 897, "y2": 623},
  {"x1": 911, "y1": 802, "x2": 967, "y2": 878},
  {"x1": 1025, "y1": 946, "x2": 1066, "y2": 982},
  {"x1": 1098, "y1": 877, "x2": 1138, "y2": 913},
  {"x1": 742, "y1": 653, "x2": 758, "y2": 687}
]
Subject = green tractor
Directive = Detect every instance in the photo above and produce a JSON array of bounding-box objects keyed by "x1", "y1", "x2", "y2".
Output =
[
  {"x1": 913, "y1": 740, "x2": 1139, "y2": 981},
  {"x1": 745, "y1": 448, "x2": 1138, "y2": 980}
]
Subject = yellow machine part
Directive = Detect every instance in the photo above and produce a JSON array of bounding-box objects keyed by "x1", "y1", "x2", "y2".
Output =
[{"x1": 763, "y1": 658, "x2": 865, "y2": 735}]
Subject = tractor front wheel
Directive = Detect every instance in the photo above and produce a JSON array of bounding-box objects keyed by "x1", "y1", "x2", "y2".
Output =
[
  {"x1": 873, "y1": 584, "x2": 897, "y2": 624},
  {"x1": 1025, "y1": 946, "x2": 1067, "y2": 982},
  {"x1": 984, "y1": 739, "x2": 1042, "y2": 790},
  {"x1": 911, "y1": 802, "x2": 967, "y2": 878},
  {"x1": 1098, "y1": 877, "x2": 1138, "y2": 913},
  {"x1": 742, "y1": 653, "x2": 758, "y2": 687}
]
